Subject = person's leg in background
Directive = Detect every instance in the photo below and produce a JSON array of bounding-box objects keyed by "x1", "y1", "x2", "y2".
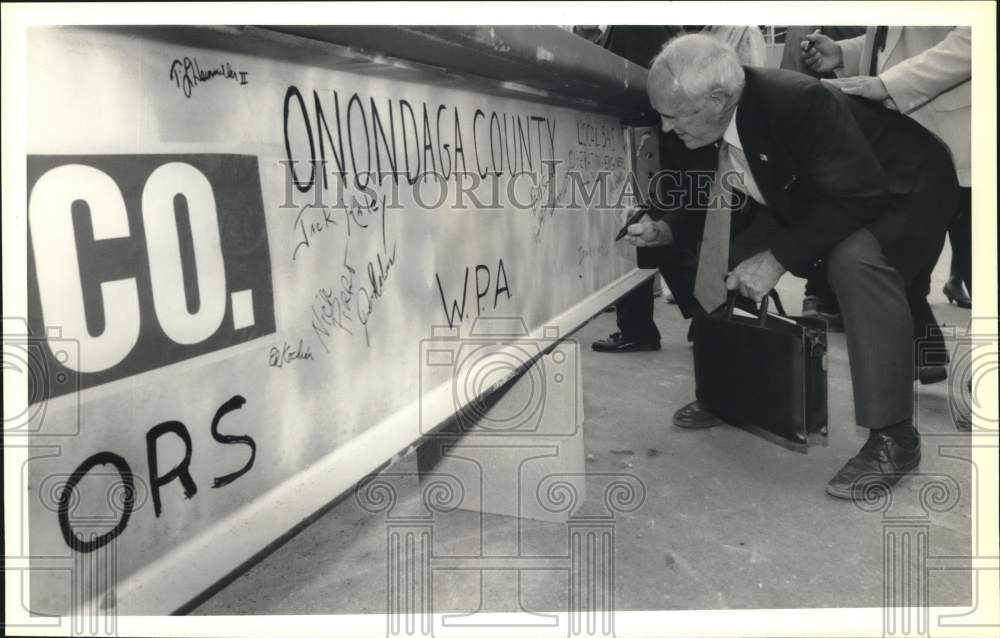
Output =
[
  {"x1": 824, "y1": 229, "x2": 920, "y2": 499},
  {"x1": 909, "y1": 251, "x2": 950, "y2": 385},
  {"x1": 947, "y1": 187, "x2": 974, "y2": 430},
  {"x1": 802, "y1": 262, "x2": 845, "y2": 331},
  {"x1": 593, "y1": 231, "x2": 702, "y2": 353},
  {"x1": 943, "y1": 187, "x2": 972, "y2": 308},
  {"x1": 593, "y1": 278, "x2": 662, "y2": 352},
  {"x1": 907, "y1": 173, "x2": 962, "y2": 385},
  {"x1": 656, "y1": 232, "x2": 701, "y2": 342}
]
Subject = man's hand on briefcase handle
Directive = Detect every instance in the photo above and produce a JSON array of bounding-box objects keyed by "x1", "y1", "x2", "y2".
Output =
[
  {"x1": 624, "y1": 215, "x2": 673, "y2": 247},
  {"x1": 726, "y1": 250, "x2": 786, "y2": 302}
]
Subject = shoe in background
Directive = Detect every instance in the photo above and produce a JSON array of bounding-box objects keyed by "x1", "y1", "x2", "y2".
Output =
[
  {"x1": 591, "y1": 332, "x2": 661, "y2": 353},
  {"x1": 943, "y1": 278, "x2": 972, "y2": 309}
]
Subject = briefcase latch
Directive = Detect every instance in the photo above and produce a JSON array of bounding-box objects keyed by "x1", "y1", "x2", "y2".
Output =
[{"x1": 807, "y1": 335, "x2": 827, "y2": 370}]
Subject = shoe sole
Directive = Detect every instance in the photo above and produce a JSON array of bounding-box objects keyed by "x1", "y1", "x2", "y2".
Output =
[
  {"x1": 591, "y1": 344, "x2": 661, "y2": 353},
  {"x1": 673, "y1": 419, "x2": 725, "y2": 429},
  {"x1": 825, "y1": 462, "x2": 920, "y2": 500}
]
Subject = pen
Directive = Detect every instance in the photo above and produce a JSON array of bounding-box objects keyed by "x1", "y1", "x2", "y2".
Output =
[{"x1": 615, "y1": 207, "x2": 648, "y2": 241}]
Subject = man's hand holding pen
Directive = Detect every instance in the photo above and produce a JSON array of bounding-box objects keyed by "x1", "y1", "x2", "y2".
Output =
[{"x1": 624, "y1": 215, "x2": 673, "y2": 247}]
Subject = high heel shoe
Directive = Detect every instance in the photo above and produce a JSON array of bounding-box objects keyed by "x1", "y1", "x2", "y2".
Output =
[{"x1": 943, "y1": 280, "x2": 972, "y2": 308}]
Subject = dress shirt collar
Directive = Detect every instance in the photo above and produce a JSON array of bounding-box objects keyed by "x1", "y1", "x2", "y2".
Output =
[{"x1": 721, "y1": 106, "x2": 742, "y2": 150}]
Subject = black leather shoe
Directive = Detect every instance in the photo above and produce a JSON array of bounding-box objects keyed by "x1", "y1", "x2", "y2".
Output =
[
  {"x1": 591, "y1": 332, "x2": 660, "y2": 353},
  {"x1": 672, "y1": 400, "x2": 728, "y2": 429},
  {"x1": 915, "y1": 365, "x2": 948, "y2": 385},
  {"x1": 802, "y1": 295, "x2": 845, "y2": 332},
  {"x1": 943, "y1": 279, "x2": 972, "y2": 308},
  {"x1": 825, "y1": 431, "x2": 920, "y2": 500}
]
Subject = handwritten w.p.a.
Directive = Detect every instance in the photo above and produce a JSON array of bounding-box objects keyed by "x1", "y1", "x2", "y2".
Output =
[{"x1": 435, "y1": 259, "x2": 512, "y2": 329}]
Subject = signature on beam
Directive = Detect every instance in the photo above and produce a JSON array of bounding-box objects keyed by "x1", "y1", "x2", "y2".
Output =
[
  {"x1": 169, "y1": 57, "x2": 249, "y2": 99},
  {"x1": 268, "y1": 339, "x2": 314, "y2": 368}
]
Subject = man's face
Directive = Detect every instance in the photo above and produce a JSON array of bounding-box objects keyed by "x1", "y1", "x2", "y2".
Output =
[{"x1": 649, "y1": 72, "x2": 727, "y2": 149}]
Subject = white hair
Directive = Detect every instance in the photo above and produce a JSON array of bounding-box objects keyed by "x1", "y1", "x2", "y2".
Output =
[{"x1": 650, "y1": 33, "x2": 746, "y2": 104}]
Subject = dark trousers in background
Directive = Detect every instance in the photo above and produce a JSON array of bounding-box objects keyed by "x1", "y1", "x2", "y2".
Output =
[
  {"x1": 615, "y1": 278, "x2": 659, "y2": 343},
  {"x1": 949, "y1": 187, "x2": 972, "y2": 290},
  {"x1": 615, "y1": 236, "x2": 700, "y2": 344},
  {"x1": 909, "y1": 250, "x2": 951, "y2": 369}
]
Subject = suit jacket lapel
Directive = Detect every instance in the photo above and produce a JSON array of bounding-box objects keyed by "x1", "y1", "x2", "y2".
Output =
[
  {"x1": 735, "y1": 68, "x2": 785, "y2": 208},
  {"x1": 865, "y1": 26, "x2": 903, "y2": 75},
  {"x1": 880, "y1": 27, "x2": 904, "y2": 71}
]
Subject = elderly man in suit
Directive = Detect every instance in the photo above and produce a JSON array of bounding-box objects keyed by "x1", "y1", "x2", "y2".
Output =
[
  {"x1": 627, "y1": 34, "x2": 959, "y2": 499},
  {"x1": 592, "y1": 25, "x2": 766, "y2": 353}
]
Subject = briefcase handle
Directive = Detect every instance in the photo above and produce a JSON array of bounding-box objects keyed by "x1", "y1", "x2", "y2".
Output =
[{"x1": 723, "y1": 290, "x2": 787, "y2": 327}]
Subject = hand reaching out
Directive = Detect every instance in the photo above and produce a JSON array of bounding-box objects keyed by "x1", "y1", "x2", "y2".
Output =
[{"x1": 800, "y1": 29, "x2": 843, "y2": 74}]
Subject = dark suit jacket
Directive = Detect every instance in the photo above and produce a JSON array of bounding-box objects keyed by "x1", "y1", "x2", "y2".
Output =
[
  {"x1": 732, "y1": 66, "x2": 958, "y2": 281},
  {"x1": 637, "y1": 131, "x2": 716, "y2": 269}
]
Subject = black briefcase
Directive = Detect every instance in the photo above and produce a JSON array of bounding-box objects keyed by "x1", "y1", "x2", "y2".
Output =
[{"x1": 693, "y1": 292, "x2": 828, "y2": 443}]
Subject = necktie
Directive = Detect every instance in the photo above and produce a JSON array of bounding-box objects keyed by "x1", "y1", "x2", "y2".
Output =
[
  {"x1": 694, "y1": 142, "x2": 736, "y2": 313},
  {"x1": 726, "y1": 141, "x2": 765, "y2": 206},
  {"x1": 869, "y1": 26, "x2": 888, "y2": 76}
]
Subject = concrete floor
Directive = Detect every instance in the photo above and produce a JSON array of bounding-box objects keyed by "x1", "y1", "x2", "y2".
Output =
[{"x1": 193, "y1": 248, "x2": 974, "y2": 615}]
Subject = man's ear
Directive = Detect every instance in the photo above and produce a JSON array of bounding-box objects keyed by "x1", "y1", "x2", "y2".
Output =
[{"x1": 705, "y1": 89, "x2": 729, "y2": 112}]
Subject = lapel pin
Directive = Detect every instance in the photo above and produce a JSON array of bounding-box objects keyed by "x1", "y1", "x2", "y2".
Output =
[{"x1": 759, "y1": 153, "x2": 768, "y2": 162}]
